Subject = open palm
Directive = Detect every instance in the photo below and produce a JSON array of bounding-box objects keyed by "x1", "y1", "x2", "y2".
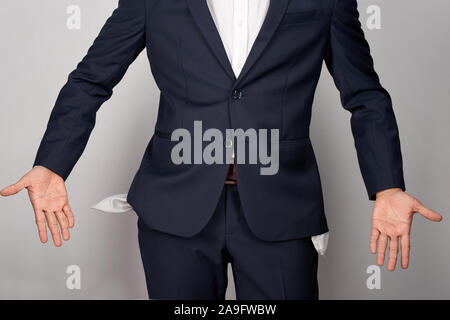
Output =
[
  {"x1": 371, "y1": 188, "x2": 442, "y2": 271},
  {"x1": 0, "y1": 166, "x2": 74, "y2": 246}
]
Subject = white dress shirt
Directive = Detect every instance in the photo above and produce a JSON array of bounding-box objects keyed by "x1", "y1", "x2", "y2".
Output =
[
  {"x1": 206, "y1": 0, "x2": 270, "y2": 78},
  {"x1": 92, "y1": 0, "x2": 329, "y2": 256}
]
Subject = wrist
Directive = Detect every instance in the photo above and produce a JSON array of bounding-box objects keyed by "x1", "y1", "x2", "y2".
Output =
[{"x1": 375, "y1": 187, "x2": 403, "y2": 200}]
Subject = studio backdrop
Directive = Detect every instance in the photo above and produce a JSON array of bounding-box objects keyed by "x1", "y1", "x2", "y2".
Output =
[{"x1": 0, "y1": 0, "x2": 449, "y2": 299}]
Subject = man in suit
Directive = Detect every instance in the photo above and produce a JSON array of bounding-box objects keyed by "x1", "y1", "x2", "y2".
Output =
[{"x1": 0, "y1": 0, "x2": 443, "y2": 299}]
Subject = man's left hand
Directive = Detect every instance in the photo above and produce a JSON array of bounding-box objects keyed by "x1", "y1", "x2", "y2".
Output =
[{"x1": 371, "y1": 188, "x2": 442, "y2": 271}]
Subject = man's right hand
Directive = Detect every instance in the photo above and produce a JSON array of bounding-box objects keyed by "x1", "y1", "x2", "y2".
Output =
[{"x1": 0, "y1": 166, "x2": 74, "y2": 246}]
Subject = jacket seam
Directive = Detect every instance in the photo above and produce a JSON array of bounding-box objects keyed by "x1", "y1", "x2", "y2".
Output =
[
  {"x1": 281, "y1": 39, "x2": 305, "y2": 140},
  {"x1": 178, "y1": 34, "x2": 189, "y2": 129}
]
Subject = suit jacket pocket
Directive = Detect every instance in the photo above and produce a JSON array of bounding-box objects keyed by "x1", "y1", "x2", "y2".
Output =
[{"x1": 280, "y1": 10, "x2": 322, "y2": 25}]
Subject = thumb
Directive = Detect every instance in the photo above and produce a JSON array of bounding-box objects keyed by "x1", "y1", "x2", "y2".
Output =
[
  {"x1": 0, "y1": 177, "x2": 30, "y2": 196},
  {"x1": 414, "y1": 199, "x2": 443, "y2": 222}
]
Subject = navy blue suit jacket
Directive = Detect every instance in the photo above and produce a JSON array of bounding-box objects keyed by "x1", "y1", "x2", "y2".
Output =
[{"x1": 33, "y1": 0, "x2": 405, "y2": 241}]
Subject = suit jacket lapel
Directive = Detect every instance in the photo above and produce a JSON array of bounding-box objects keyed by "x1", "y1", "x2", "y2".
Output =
[
  {"x1": 186, "y1": 0, "x2": 236, "y2": 80},
  {"x1": 186, "y1": 0, "x2": 291, "y2": 86},
  {"x1": 235, "y1": 0, "x2": 290, "y2": 87}
]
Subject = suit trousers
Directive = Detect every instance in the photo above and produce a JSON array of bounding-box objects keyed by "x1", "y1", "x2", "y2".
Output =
[{"x1": 137, "y1": 184, "x2": 319, "y2": 300}]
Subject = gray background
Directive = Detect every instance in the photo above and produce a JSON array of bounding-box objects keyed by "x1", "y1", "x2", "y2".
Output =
[{"x1": 0, "y1": 0, "x2": 448, "y2": 299}]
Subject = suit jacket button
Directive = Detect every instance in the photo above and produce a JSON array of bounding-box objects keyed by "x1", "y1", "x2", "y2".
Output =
[{"x1": 232, "y1": 89, "x2": 243, "y2": 100}]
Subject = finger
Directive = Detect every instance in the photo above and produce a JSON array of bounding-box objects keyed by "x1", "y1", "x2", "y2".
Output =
[
  {"x1": 370, "y1": 228, "x2": 380, "y2": 254},
  {"x1": 0, "y1": 177, "x2": 29, "y2": 196},
  {"x1": 400, "y1": 234, "x2": 410, "y2": 269},
  {"x1": 377, "y1": 234, "x2": 388, "y2": 266},
  {"x1": 62, "y1": 204, "x2": 75, "y2": 228},
  {"x1": 34, "y1": 209, "x2": 48, "y2": 243},
  {"x1": 414, "y1": 200, "x2": 443, "y2": 222},
  {"x1": 55, "y1": 210, "x2": 70, "y2": 241},
  {"x1": 44, "y1": 211, "x2": 62, "y2": 247},
  {"x1": 387, "y1": 236, "x2": 399, "y2": 271}
]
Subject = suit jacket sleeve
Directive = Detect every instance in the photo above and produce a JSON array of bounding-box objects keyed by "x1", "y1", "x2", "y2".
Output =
[
  {"x1": 33, "y1": 0, "x2": 146, "y2": 181},
  {"x1": 324, "y1": 0, "x2": 406, "y2": 200}
]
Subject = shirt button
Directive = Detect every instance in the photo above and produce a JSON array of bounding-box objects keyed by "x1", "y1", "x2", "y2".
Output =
[{"x1": 232, "y1": 89, "x2": 243, "y2": 100}]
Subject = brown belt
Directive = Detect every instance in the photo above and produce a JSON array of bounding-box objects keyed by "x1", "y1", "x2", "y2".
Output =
[{"x1": 225, "y1": 163, "x2": 237, "y2": 185}]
